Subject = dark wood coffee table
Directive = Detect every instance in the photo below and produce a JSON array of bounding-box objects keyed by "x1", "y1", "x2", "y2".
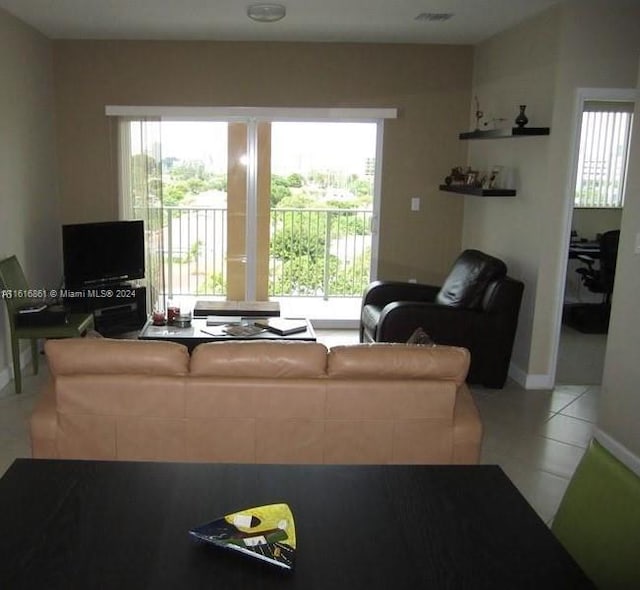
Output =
[
  {"x1": 0, "y1": 460, "x2": 594, "y2": 589},
  {"x1": 138, "y1": 317, "x2": 316, "y2": 351}
]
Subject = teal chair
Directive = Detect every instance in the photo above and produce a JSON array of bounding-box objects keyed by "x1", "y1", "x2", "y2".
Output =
[
  {"x1": 0, "y1": 255, "x2": 94, "y2": 394},
  {"x1": 552, "y1": 438, "x2": 640, "y2": 590}
]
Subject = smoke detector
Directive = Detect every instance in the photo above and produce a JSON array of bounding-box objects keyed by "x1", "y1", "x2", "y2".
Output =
[{"x1": 247, "y1": 3, "x2": 287, "y2": 23}]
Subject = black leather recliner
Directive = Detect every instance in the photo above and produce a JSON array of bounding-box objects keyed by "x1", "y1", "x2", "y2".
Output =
[{"x1": 360, "y1": 249, "x2": 524, "y2": 388}]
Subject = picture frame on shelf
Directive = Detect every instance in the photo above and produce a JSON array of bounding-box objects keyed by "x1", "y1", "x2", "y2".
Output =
[
  {"x1": 488, "y1": 166, "x2": 503, "y2": 189},
  {"x1": 465, "y1": 171, "x2": 479, "y2": 186}
]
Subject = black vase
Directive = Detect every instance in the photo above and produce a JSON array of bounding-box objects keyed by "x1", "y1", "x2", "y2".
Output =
[{"x1": 515, "y1": 105, "x2": 528, "y2": 128}]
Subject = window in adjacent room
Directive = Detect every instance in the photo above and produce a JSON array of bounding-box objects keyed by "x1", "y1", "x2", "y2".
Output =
[{"x1": 574, "y1": 101, "x2": 634, "y2": 208}]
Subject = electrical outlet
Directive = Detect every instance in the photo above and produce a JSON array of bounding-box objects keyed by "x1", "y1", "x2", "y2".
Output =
[
  {"x1": 411, "y1": 197, "x2": 420, "y2": 212},
  {"x1": 408, "y1": 278, "x2": 417, "y2": 283}
]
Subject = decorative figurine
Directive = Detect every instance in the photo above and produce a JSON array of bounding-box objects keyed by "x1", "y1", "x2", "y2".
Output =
[
  {"x1": 474, "y1": 96, "x2": 484, "y2": 130},
  {"x1": 515, "y1": 105, "x2": 529, "y2": 128}
]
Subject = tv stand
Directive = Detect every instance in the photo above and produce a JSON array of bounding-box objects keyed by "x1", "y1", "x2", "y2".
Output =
[{"x1": 64, "y1": 285, "x2": 147, "y2": 335}]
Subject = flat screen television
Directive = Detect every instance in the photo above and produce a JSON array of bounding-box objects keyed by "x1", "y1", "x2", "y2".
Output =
[{"x1": 62, "y1": 220, "x2": 145, "y2": 288}]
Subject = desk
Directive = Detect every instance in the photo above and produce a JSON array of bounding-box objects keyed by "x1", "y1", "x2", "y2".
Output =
[
  {"x1": 0, "y1": 460, "x2": 594, "y2": 589},
  {"x1": 569, "y1": 241, "x2": 600, "y2": 259}
]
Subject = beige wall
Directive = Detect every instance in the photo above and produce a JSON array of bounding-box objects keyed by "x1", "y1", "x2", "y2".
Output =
[
  {"x1": 462, "y1": 7, "x2": 561, "y2": 378},
  {"x1": 53, "y1": 40, "x2": 473, "y2": 284},
  {"x1": 0, "y1": 7, "x2": 61, "y2": 388},
  {"x1": 463, "y1": 0, "x2": 640, "y2": 387},
  {"x1": 571, "y1": 208, "x2": 622, "y2": 241}
]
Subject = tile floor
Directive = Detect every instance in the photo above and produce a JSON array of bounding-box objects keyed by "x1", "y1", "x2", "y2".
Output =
[{"x1": 0, "y1": 328, "x2": 597, "y2": 527}]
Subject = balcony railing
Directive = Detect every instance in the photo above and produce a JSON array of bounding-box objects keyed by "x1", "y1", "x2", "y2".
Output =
[{"x1": 157, "y1": 206, "x2": 372, "y2": 299}]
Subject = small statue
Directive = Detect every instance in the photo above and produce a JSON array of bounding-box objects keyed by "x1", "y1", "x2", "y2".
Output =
[
  {"x1": 474, "y1": 96, "x2": 484, "y2": 130},
  {"x1": 515, "y1": 105, "x2": 529, "y2": 128}
]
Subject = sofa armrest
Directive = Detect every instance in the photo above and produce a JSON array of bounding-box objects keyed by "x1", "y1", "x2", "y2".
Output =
[
  {"x1": 452, "y1": 384, "x2": 483, "y2": 464},
  {"x1": 377, "y1": 301, "x2": 484, "y2": 343},
  {"x1": 362, "y1": 280, "x2": 440, "y2": 309},
  {"x1": 30, "y1": 380, "x2": 58, "y2": 459}
]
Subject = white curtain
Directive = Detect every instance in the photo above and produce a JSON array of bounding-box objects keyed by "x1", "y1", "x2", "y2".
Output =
[{"x1": 118, "y1": 118, "x2": 166, "y2": 311}]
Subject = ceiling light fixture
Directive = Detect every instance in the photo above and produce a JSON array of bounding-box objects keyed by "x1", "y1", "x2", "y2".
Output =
[
  {"x1": 415, "y1": 12, "x2": 454, "y2": 22},
  {"x1": 247, "y1": 3, "x2": 286, "y2": 23}
]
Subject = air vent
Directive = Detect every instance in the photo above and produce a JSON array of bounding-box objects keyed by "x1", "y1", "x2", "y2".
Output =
[{"x1": 415, "y1": 12, "x2": 454, "y2": 22}]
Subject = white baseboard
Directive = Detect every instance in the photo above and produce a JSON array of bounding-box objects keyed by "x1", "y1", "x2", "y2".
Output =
[
  {"x1": 508, "y1": 362, "x2": 554, "y2": 390},
  {"x1": 0, "y1": 345, "x2": 34, "y2": 395},
  {"x1": 594, "y1": 428, "x2": 640, "y2": 478}
]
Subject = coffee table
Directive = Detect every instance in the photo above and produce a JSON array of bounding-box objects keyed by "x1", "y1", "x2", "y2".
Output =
[
  {"x1": 139, "y1": 317, "x2": 316, "y2": 351},
  {"x1": 0, "y1": 460, "x2": 594, "y2": 589}
]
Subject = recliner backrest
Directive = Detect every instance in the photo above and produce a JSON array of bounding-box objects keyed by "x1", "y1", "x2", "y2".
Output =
[{"x1": 435, "y1": 249, "x2": 507, "y2": 309}]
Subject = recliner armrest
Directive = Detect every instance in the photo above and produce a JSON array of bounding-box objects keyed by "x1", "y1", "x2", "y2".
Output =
[
  {"x1": 362, "y1": 280, "x2": 440, "y2": 308},
  {"x1": 377, "y1": 301, "x2": 484, "y2": 343}
]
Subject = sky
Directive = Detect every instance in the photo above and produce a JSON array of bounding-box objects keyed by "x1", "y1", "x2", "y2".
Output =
[{"x1": 158, "y1": 121, "x2": 377, "y2": 176}]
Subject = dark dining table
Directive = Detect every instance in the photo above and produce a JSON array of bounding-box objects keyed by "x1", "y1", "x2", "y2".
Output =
[{"x1": 0, "y1": 459, "x2": 594, "y2": 589}]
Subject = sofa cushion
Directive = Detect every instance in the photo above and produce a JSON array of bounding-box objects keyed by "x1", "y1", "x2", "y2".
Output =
[
  {"x1": 435, "y1": 249, "x2": 507, "y2": 309},
  {"x1": 327, "y1": 343, "x2": 470, "y2": 385},
  {"x1": 44, "y1": 338, "x2": 190, "y2": 376},
  {"x1": 190, "y1": 341, "x2": 328, "y2": 378}
]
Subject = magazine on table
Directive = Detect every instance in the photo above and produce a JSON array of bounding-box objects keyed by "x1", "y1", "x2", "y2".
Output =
[{"x1": 222, "y1": 324, "x2": 265, "y2": 337}]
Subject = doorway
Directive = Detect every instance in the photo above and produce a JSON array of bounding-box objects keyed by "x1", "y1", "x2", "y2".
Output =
[{"x1": 555, "y1": 90, "x2": 634, "y2": 385}]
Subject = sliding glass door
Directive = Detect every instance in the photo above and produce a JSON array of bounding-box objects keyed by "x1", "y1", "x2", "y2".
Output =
[
  {"x1": 269, "y1": 122, "x2": 377, "y2": 300},
  {"x1": 116, "y1": 109, "x2": 389, "y2": 318}
]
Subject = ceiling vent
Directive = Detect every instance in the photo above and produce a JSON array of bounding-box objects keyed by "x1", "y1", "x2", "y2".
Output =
[{"x1": 415, "y1": 12, "x2": 454, "y2": 22}]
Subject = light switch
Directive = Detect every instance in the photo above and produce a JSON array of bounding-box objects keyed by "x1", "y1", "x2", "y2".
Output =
[
  {"x1": 411, "y1": 197, "x2": 420, "y2": 211},
  {"x1": 635, "y1": 232, "x2": 640, "y2": 254}
]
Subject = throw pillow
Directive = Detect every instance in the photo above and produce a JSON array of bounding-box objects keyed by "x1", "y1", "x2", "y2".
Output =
[
  {"x1": 85, "y1": 329, "x2": 104, "y2": 339},
  {"x1": 406, "y1": 327, "x2": 435, "y2": 346}
]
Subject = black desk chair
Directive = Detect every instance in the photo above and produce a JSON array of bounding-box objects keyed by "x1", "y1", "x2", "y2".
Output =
[
  {"x1": 0, "y1": 255, "x2": 94, "y2": 393},
  {"x1": 575, "y1": 230, "x2": 620, "y2": 304}
]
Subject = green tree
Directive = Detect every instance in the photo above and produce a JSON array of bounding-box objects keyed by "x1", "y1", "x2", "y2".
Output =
[
  {"x1": 271, "y1": 175, "x2": 292, "y2": 207},
  {"x1": 198, "y1": 272, "x2": 226, "y2": 295},
  {"x1": 287, "y1": 173, "x2": 304, "y2": 188},
  {"x1": 164, "y1": 181, "x2": 188, "y2": 206}
]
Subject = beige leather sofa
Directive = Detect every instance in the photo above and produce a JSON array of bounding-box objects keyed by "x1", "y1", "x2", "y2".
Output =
[{"x1": 31, "y1": 338, "x2": 482, "y2": 464}]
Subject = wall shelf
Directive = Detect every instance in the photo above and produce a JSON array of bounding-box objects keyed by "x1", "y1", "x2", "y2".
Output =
[
  {"x1": 459, "y1": 127, "x2": 550, "y2": 140},
  {"x1": 439, "y1": 184, "x2": 516, "y2": 197}
]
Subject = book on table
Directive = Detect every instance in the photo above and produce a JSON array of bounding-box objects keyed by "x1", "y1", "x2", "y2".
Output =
[
  {"x1": 207, "y1": 315, "x2": 242, "y2": 326},
  {"x1": 254, "y1": 318, "x2": 308, "y2": 336}
]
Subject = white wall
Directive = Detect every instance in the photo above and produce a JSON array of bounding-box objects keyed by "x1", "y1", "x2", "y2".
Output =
[
  {"x1": 464, "y1": 0, "x2": 640, "y2": 389},
  {"x1": 598, "y1": 59, "x2": 640, "y2": 469},
  {"x1": 0, "y1": 7, "x2": 61, "y2": 390}
]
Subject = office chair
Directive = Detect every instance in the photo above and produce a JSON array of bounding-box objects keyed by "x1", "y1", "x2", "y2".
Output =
[
  {"x1": 0, "y1": 255, "x2": 94, "y2": 393},
  {"x1": 575, "y1": 229, "x2": 620, "y2": 304}
]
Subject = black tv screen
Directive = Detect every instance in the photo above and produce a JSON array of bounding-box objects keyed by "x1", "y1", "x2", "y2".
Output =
[{"x1": 62, "y1": 220, "x2": 145, "y2": 288}]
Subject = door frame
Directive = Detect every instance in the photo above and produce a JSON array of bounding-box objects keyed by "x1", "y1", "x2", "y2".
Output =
[{"x1": 549, "y1": 87, "x2": 636, "y2": 385}]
